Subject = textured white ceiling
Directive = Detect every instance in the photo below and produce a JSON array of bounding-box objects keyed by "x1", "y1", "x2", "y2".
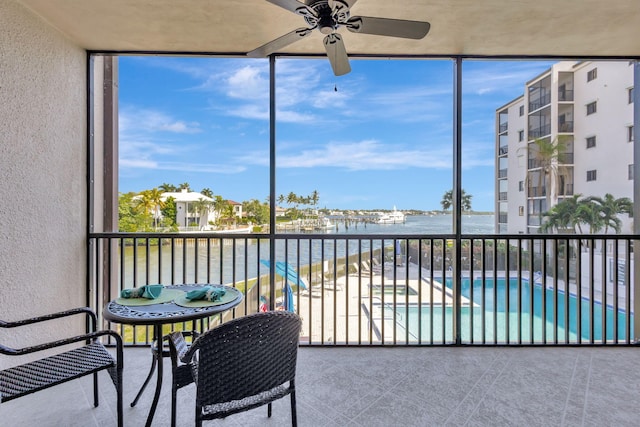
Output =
[{"x1": 16, "y1": 0, "x2": 640, "y2": 57}]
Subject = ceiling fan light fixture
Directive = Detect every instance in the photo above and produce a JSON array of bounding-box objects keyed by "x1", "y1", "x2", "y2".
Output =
[{"x1": 318, "y1": 14, "x2": 336, "y2": 34}]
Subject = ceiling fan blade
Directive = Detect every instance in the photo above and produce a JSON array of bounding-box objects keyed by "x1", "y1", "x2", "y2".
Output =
[
  {"x1": 346, "y1": 16, "x2": 431, "y2": 39},
  {"x1": 265, "y1": 0, "x2": 315, "y2": 18},
  {"x1": 323, "y1": 33, "x2": 351, "y2": 76},
  {"x1": 328, "y1": 0, "x2": 359, "y2": 12},
  {"x1": 247, "y1": 27, "x2": 314, "y2": 57}
]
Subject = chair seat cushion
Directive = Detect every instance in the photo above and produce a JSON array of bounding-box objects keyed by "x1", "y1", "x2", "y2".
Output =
[
  {"x1": 201, "y1": 383, "x2": 291, "y2": 420},
  {"x1": 0, "y1": 342, "x2": 116, "y2": 402}
]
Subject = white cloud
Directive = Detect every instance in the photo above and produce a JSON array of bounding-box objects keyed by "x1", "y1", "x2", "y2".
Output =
[
  {"x1": 120, "y1": 108, "x2": 201, "y2": 134},
  {"x1": 226, "y1": 65, "x2": 269, "y2": 100},
  {"x1": 120, "y1": 157, "x2": 245, "y2": 174},
  {"x1": 463, "y1": 61, "x2": 553, "y2": 96},
  {"x1": 237, "y1": 139, "x2": 453, "y2": 171}
]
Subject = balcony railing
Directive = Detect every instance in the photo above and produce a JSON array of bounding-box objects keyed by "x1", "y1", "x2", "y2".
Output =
[
  {"x1": 559, "y1": 184, "x2": 575, "y2": 196},
  {"x1": 498, "y1": 169, "x2": 508, "y2": 178},
  {"x1": 529, "y1": 124, "x2": 551, "y2": 139},
  {"x1": 529, "y1": 94, "x2": 551, "y2": 111},
  {"x1": 528, "y1": 187, "x2": 546, "y2": 197},
  {"x1": 557, "y1": 153, "x2": 574, "y2": 164},
  {"x1": 499, "y1": 123, "x2": 508, "y2": 133},
  {"x1": 498, "y1": 192, "x2": 508, "y2": 201},
  {"x1": 90, "y1": 232, "x2": 637, "y2": 347},
  {"x1": 558, "y1": 90, "x2": 574, "y2": 102},
  {"x1": 499, "y1": 146, "x2": 509, "y2": 156},
  {"x1": 558, "y1": 121, "x2": 574, "y2": 133}
]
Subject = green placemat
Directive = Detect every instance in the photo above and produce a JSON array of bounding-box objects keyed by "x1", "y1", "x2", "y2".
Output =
[
  {"x1": 116, "y1": 288, "x2": 184, "y2": 306},
  {"x1": 173, "y1": 287, "x2": 242, "y2": 308}
]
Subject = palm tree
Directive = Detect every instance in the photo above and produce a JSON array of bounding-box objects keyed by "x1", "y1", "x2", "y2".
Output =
[
  {"x1": 159, "y1": 183, "x2": 177, "y2": 192},
  {"x1": 440, "y1": 189, "x2": 472, "y2": 211},
  {"x1": 193, "y1": 198, "x2": 213, "y2": 229},
  {"x1": 310, "y1": 190, "x2": 319, "y2": 207},
  {"x1": 213, "y1": 195, "x2": 228, "y2": 226},
  {"x1": 461, "y1": 192, "x2": 472, "y2": 211},
  {"x1": 200, "y1": 187, "x2": 214, "y2": 198},
  {"x1": 584, "y1": 193, "x2": 632, "y2": 233},
  {"x1": 178, "y1": 182, "x2": 191, "y2": 191},
  {"x1": 540, "y1": 194, "x2": 582, "y2": 233},
  {"x1": 526, "y1": 136, "x2": 571, "y2": 211},
  {"x1": 134, "y1": 190, "x2": 154, "y2": 229},
  {"x1": 575, "y1": 201, "x2": 604, "y2": 234},
  {"x1": 147, "y1": 188, "x2": 165, "y2": 229}
]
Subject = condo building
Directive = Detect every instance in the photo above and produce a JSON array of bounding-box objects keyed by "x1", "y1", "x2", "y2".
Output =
[{"x1": 496, "y1": 61, "x2": 635, "y2": 234}]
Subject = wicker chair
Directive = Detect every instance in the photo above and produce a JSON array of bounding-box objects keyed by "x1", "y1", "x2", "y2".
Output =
[
  {"x1": 0, "y1": 307, "x2": 123, "y2": 427},
  {"x1": 167, "y1": 311, "x2": 302, "y2": 427}
]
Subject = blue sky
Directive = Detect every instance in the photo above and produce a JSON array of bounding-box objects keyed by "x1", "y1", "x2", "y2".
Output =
[{"x1": 118, "y1": 57, "x2": 551, "y2": 211}]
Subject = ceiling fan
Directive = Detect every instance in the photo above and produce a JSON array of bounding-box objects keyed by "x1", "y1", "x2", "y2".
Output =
[{"x1": 247, "y1": 0, "x2": 431, "y2": 76}]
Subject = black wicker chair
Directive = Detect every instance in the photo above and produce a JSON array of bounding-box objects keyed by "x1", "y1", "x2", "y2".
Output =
[
  {"x1": 167, "y1": 311, "x2": 302, "y2": 427},
  {"x1": 165, "y1": 330, "x2": 200, "y2": 427},
  {"x1": 0, "y1": 307, "x2": 123, "y2": 427}
]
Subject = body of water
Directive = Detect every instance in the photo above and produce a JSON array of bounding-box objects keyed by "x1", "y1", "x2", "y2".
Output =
[
  {"x1": 122, "y1": 214, "x2": 495, "y2": 287},
  {"x1": 327, "y1": 213, "x2": 495, "y2": 235}
]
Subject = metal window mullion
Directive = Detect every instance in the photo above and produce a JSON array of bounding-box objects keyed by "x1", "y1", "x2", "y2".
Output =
[
  {"x1": 517, "y1": 238, "x2": 522, "y2": 345},
  {"x1": 505, "y1": 238, "x2": 511, "y2": 344},
  {"x1": 589, "y1": 238, "x2": 595, "y2": 344},
  {"x1": 442, "y1": 239, "x2": 448, "y2": 343},
  {"x1": 601, "y1": 239, "x2": 607, "y2": 344},
  {"x1": 613, "y1": 239, "x2": 619, "y2": 344},
  {"x1": 469, "y1": 238, "x2": 474, "y2": 344},
  {"x1": 307, "y1": 239, "x2": 313, "y2": 343},
  {"x1": 182, "y1": 237, "x2": 187, "y2": 284},
  {"x1": 576, "y1": 238, "x2": 582, "y2": 343},
  {"x1": 405, "y1": 239, "x2": 410, "y2": 344},
  {"x1": 133, "y1": 237, "x2": 139, "y2": 288},
  {"x1": 553, "y1": 239, "x2": 558, "y2": 345},
  {"x1": 428, "y1": 239, "x2": 434, "y2": 345},
  {"x1": 417, "y1": 239, "x2": 423, "y2": 345},
  {"x1": 529, "y1": 238, "x2": 534, "y2": 344},
  {"x1": 243, "y1": 237, "x2": 248, "y2": 315},
  {"x1": 158, "y1": 237, "x2": 163, "y2": 284},
  {"x1": 481, "y1": 239, "x2": 486, "y2": 344},
  {"x1": 492, "y1": 238, "x2": 498, "y2": 344},
  {"x1": 453, "y1": 56, "x2": 463, "y2": 345},
  {"x1": 194, "y1": 237, "x2": 199, "y2": 283},
  {"x1": 333, "y1": 238, "x2": 338, "y2": 345},
  {"x1": 120, "y1": 237, "x2": 125, "y2": 293},
  {"x1": 625, "y1": 239, "x2": 632, "y2": 343},
  {"x1": 170, "y1": 238, "x2": 175, "y2": 284},
  {"x1": 541, "y1": 239, "x2": 547, "y2": 344},
  {"x1": 564, "y1": 238, "x2": 570, "y2": 344}
]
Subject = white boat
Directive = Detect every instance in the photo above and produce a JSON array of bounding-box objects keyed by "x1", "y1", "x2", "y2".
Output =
[
  {"x1": 317, "y1": 217, "x2": 335, "y2": 230},
  {"x1": 377, "y1": 207, "x2": 405, "y2": 224}
]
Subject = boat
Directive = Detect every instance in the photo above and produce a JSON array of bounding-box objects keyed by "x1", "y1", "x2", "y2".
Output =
[
  {"x1": 316, "y1": 217, "x2": 335, "y2": 230},
  {"x1": 376, "y1": 207, "x2": 406, "y2": 224}
]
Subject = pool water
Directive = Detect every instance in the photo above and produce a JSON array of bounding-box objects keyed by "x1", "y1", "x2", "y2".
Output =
[{"x1": 387, "y1": 277, "x2": 634, "y2": 343}]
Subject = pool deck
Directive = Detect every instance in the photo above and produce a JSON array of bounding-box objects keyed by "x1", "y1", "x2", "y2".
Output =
[{"x1": 296, "y1": 262, "x2": 471, "y2": 344}]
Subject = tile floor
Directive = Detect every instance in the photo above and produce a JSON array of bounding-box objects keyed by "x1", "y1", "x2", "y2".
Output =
[{"x1": 2, "y1": 346, "x2": 640, "y2": 426}]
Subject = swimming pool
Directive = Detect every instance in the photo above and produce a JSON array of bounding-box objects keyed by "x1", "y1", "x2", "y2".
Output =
[{"x1": 384, "y1": 277, "x2": 634, "y2": 343}]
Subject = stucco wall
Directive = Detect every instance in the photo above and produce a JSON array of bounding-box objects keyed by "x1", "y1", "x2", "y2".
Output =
[{"x1": 0, "y1": 0, "x2": 87, "y2": 368}]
